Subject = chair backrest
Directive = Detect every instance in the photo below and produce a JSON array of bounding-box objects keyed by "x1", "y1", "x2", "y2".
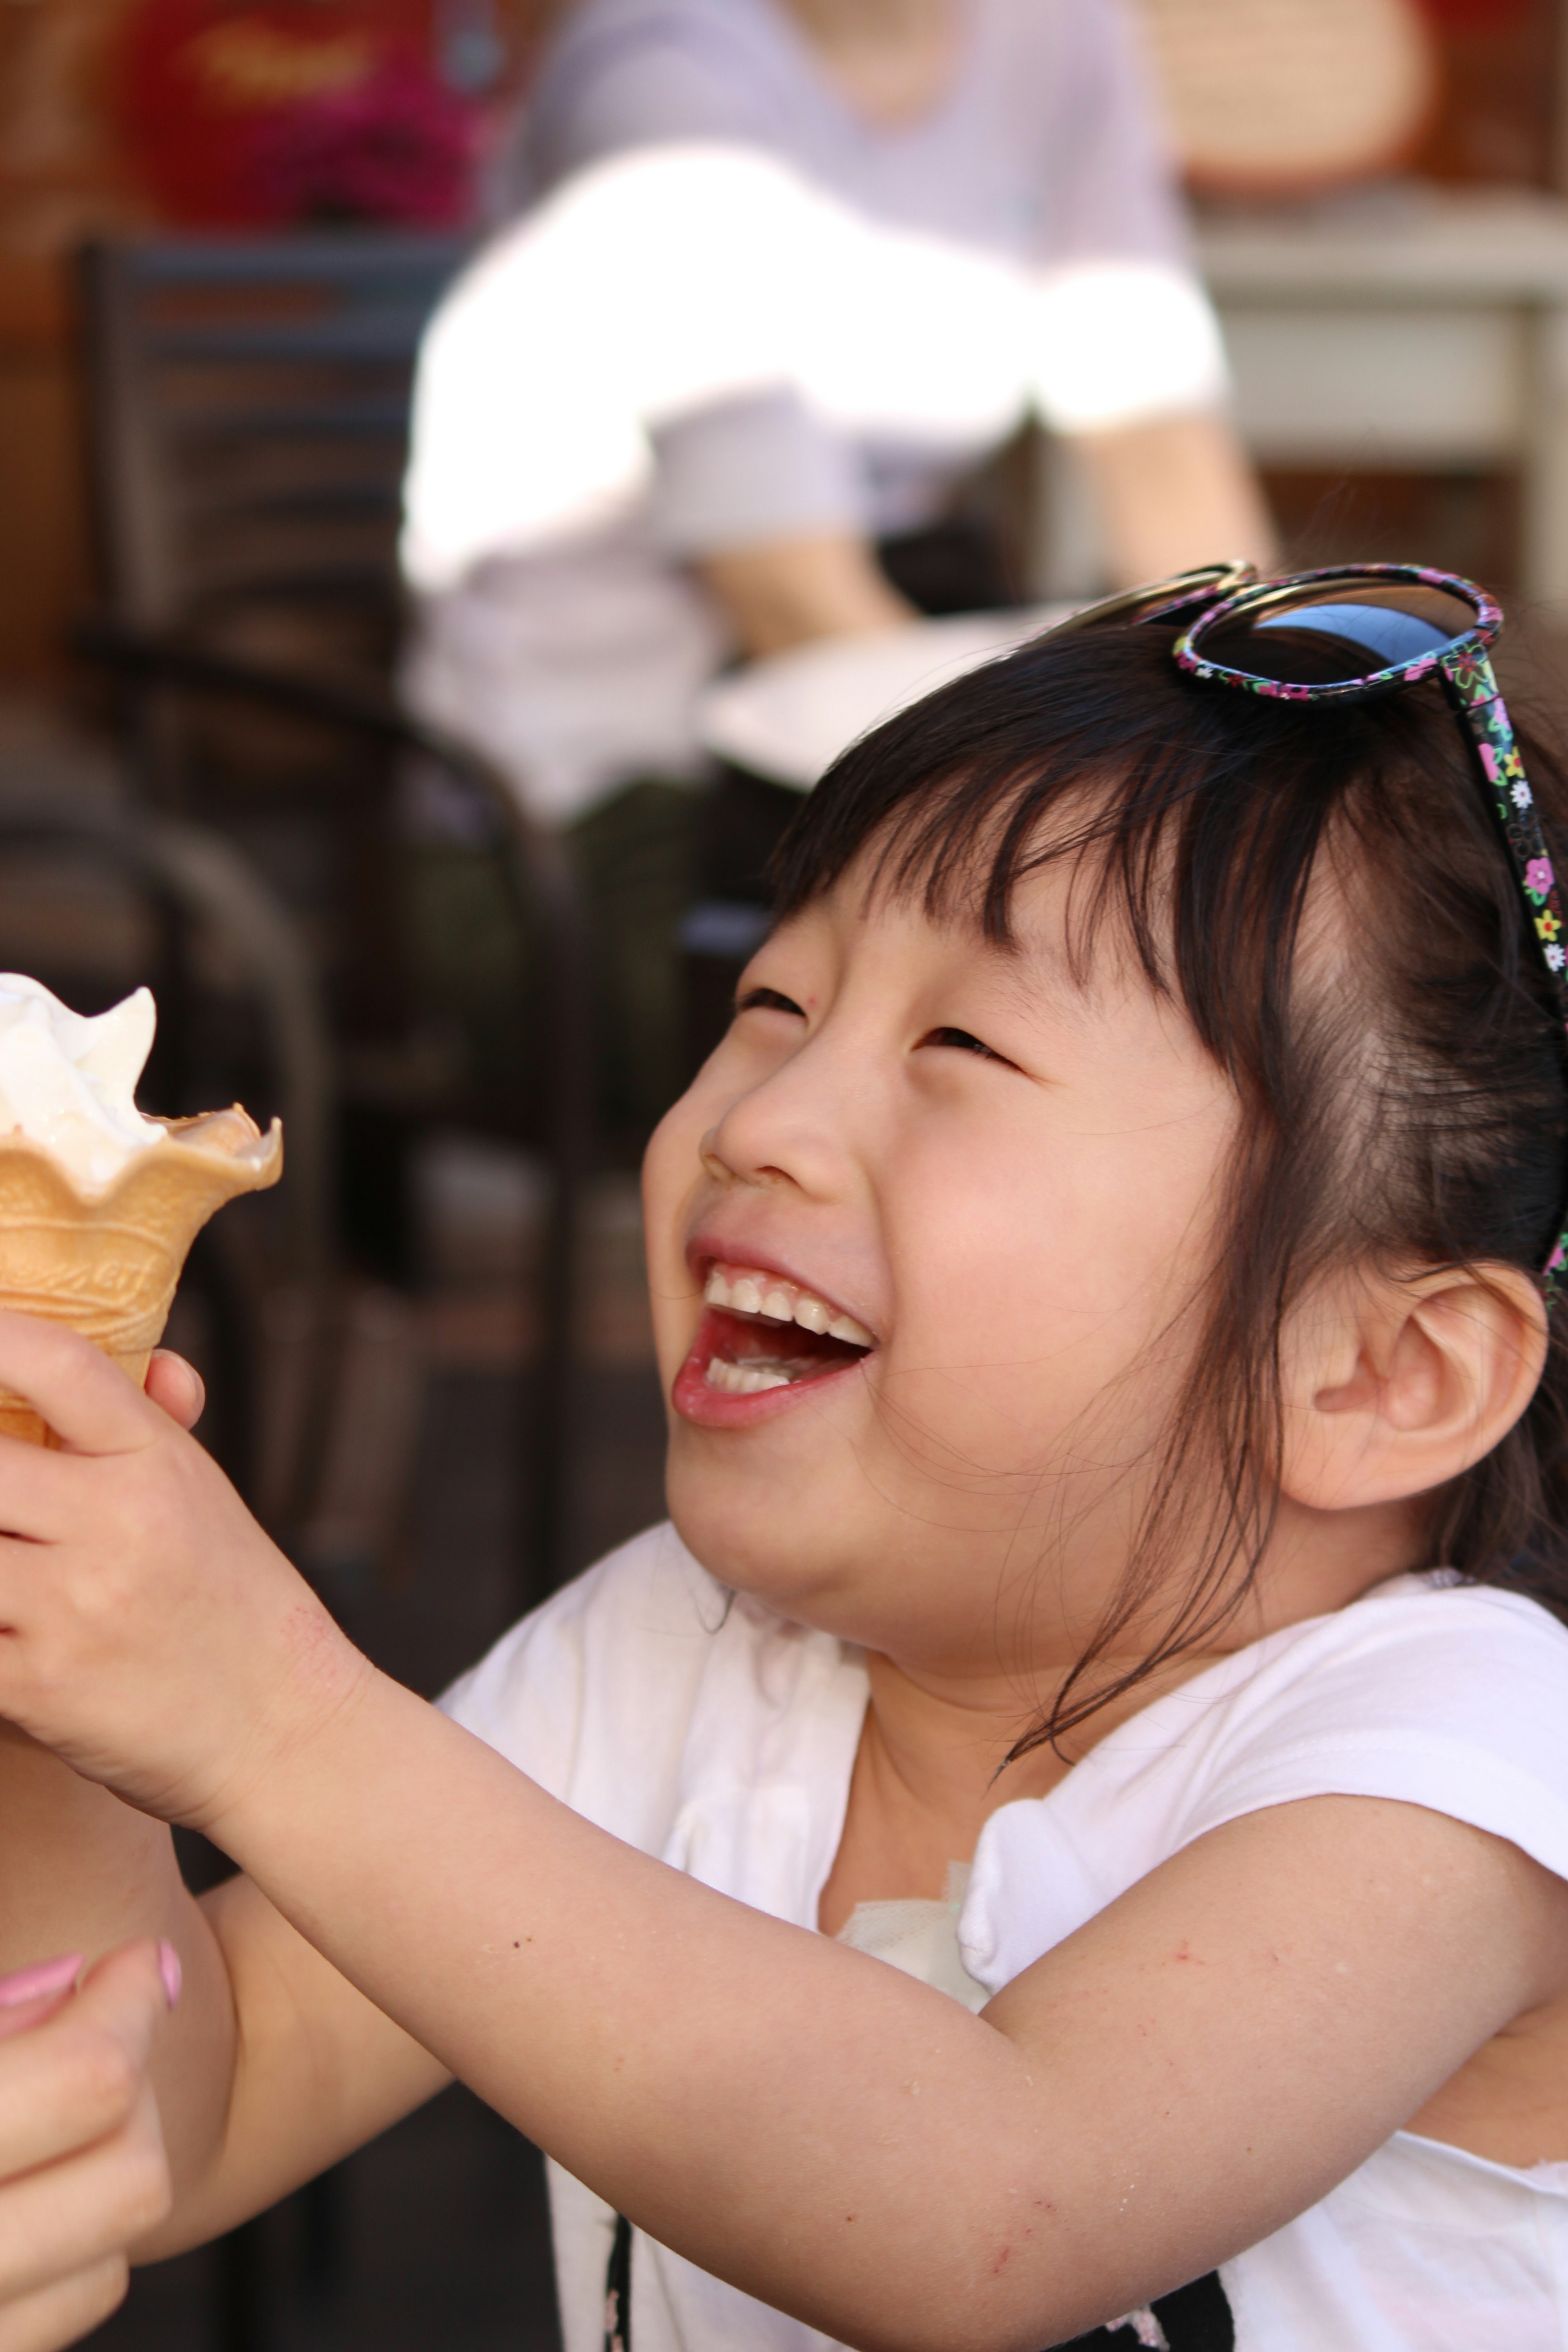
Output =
[
  {"x1": 75, "y1": 233, "x2": 477, "y2": 1074},
  {"x1": 79, "y1": 232, "x2": 470, "y2": 670}
]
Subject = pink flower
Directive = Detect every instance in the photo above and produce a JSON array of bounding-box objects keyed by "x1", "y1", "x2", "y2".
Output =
[
  {"x1": 1527, "y1": 856, "x2": 1555, "y2": 900},
  {"x1": 245, "y1": 55, "x2": 478, "y2": 229}
]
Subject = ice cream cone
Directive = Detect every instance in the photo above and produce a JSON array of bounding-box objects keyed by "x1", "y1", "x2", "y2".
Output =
[{"x1": 0, "y1": 1107, "x2": 283, "y2": 1446}]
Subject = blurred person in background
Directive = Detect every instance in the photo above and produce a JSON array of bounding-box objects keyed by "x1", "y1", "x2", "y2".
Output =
[{"x1": 400, "y1": 0, "x2": 1276, "y2": 1136}]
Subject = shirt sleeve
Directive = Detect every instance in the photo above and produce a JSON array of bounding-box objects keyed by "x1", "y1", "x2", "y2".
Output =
[
  {"x1": 648, "y1": 384, "x2": 864, "y2": 553},
  {"x1": 437, "y1": 1523, "x2": 733, "y2": 1851},
  {"x1": 511, "y1": 9, "x2": 868, "y2": 551},
  {"x1": 1015, "y1": 0, "x2": 1230, "y2": 431},
  {"x1": 963, "y1": 1581, "x2": 1568, "y2": 1998},
  {"x1": 1181, "y1": 1587, "x2": 1568, "y2": 1884}
]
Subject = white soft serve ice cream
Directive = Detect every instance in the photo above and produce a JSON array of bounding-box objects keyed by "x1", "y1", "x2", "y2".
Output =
[{"x1": 0, "y1": 977, "x2": 167, "y2": 1191}]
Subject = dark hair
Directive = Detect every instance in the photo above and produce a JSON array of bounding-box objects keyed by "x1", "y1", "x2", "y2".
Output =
[{"x1": 768, "y1": 622, "x2": 1568, "y2": 1753}]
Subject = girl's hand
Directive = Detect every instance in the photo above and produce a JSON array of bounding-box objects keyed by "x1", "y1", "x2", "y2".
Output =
[
  {"x1": 0, "y1": 1313, "x2": 370, "y2": 1835},
  {"x1": 0, "y1": 1942, "x2": 176, "y2": 2352}
]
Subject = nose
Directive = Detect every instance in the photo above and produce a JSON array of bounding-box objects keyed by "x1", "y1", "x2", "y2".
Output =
[{"x1": 698, "y1": 1022, "x2": 866, "y2": 1202}]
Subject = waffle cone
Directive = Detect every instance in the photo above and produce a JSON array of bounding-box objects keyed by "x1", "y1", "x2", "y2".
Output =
[{"x1": 0, "y1": 1108, "x2": 283, "y2": 1445}]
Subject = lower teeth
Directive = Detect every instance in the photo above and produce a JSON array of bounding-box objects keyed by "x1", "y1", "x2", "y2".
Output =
[{"x1": 705, "y1": 1357, "x2": 794, "y2": 1395}]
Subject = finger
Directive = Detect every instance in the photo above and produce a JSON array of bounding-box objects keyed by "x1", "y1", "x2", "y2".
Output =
[
  {"x1": 0, "y1": 1954, "x2": 82, "y2": 2049},
  {"x1": 0, "y1": 1319, "x2": 160, "y2": 1459},
  {"x1": 144, "y1": 1354, "x2": 205, "y2": 1434},
  {"x1": 0, "y1": 1372, "x2": 165, "y2": 1553},
  {"x1": 0, "y1": 1997, "x2": 73, "y2": 2050},
  {"x1": 0, "y1": 1432, "x2": 84, "y2": 1545},
  {"x1": 0, "y1": 2256, "x2": 129, "y2": 2352},
  {"x1": 0, "y1": 1946, "x2": 170, "y2": 2182},
  {"x1": 0, "y1": 2082, "x2": 169, "y2": 2307}
]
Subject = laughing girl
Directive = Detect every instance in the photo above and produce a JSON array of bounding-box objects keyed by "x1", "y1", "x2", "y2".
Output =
[{"x1": 4, "y1": 568, "x2": 1568, "y2": 2352}]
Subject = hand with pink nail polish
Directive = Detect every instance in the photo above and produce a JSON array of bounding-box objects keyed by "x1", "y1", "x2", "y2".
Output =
[{"x1": 0, "y1": 1940, "x2": 175, "y2": 2349}]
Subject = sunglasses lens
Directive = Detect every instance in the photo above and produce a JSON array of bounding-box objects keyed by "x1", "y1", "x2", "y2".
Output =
[{"x1": 1197, "y1": 582, "x2": 1480, "y2": 687}]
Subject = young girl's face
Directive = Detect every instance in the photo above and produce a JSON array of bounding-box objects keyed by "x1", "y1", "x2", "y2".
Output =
[{"x1": 642, "y1": 846, "x2": 1239, "y2": 1683}]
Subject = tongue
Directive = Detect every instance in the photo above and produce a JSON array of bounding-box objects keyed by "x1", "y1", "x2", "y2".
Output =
[{"x1": 702, "y1": 1305, "x2": 866, "y2": 1378}]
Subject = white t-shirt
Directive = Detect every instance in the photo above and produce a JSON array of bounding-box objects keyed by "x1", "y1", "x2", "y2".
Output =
[
  {"x1": 400, "y1": 0, "x2": 1228, "y2": 824},
  {"x1": 440, "y1": 1525, "x2": 1568, "y2": 2352}
]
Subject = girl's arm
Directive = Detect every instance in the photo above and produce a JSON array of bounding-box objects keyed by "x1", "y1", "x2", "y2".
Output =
[
  {"x1": 0, "y1": 1321, "x2": 1563, "y2": 2351},
  {"x1": 202, "y1": 1691, "x2": 1568, "y2": 2351},
  {"x1": 145, "y1": 1874, "x2": 450, "y2": 2256},
  {"x1": 0, "y1": 1348, "x2": 448, "y2": 2267},
  {"x1": 0, "y1": 1724, "x2": 449, "y2": 2267},
  {"x1": 695, "y1": 532, "x2": 913, "y2": 659}
]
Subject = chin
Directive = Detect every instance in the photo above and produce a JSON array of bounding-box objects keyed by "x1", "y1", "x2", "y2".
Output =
[{"x1": 664, "y1": 1442, "x2": 873, "y2": 1628}]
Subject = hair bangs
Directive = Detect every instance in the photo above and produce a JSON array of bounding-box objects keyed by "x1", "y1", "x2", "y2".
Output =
[{"x1": 771, "y1": 627, "x2": 1359, "y2": 1106}]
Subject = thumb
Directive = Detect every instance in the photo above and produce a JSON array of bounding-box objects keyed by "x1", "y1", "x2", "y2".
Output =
[
  {"x1": 145, "y1": 1352, "x2": 206, "y2": 1433},
  {"x1": 66, "y1": 1942, "x2": 181, "y2": 2065}
]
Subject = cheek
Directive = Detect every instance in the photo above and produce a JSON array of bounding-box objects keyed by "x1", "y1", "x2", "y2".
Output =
[
  {"x1": 877, "y1": 1110, "x2": 1221, "y2": 1461},
  {"x1": 641, "y1": 1087, "x2": 713, "y2": 1368}
]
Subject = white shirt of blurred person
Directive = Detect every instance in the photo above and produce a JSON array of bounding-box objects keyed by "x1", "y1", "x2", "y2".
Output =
[{"x1": 399, "y1": 0, "x2": 1275, "y2": 830}]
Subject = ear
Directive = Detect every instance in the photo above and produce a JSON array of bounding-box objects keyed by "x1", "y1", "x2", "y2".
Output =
[{"x1": 1278, "y1": 1263, "x2": 1549, "y2": 1514}]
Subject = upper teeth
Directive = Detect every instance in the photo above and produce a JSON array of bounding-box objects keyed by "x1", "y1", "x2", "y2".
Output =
[{"x1": 704, "y1": 1264, "x2": 873, "y2": 1348}]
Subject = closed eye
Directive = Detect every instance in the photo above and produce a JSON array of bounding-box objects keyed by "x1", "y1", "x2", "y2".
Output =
[
  {"x1": 735, "y1": 986, "x2": 806, "y2": 1020},
  {"x1": 918, "y1": 1026, "x2": 1010, "y2": 1064}
]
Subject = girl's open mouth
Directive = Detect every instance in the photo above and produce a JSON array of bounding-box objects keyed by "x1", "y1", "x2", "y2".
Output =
[{"x1": 673, "y1": 1262, "x2": 875, "y2": 1424}]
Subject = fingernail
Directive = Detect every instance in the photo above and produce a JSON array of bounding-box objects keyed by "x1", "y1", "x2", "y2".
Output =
[
  {"x1": 158, "y1": 1941, "x2": 182, "y2": 2010},
  {"x1": 0, "y1": 1953, "x2": 82, "y2": 2008}
]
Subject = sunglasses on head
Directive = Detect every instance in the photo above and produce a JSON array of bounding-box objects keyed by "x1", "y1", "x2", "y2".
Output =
[{"x1": 1049, "y1": 561, "x2": 1568, "y2": 1304}]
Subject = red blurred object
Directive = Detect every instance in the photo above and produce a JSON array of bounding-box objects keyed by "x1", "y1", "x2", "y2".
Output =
[
  {"x1": 1410, "y1": 0, "x2": 1559, "y2": 182},
  {"x1": 118, "y1": 0, "x2": 481, "y2": 227},
  {"x1": 1415, "y1": 0, "x2": 1533, "y2": 26}
]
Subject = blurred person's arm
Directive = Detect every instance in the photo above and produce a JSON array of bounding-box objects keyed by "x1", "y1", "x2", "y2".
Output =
[
  {"x1": 695, "y1": 410, "x2": 1278, "y2": 657},
  {"x1": 1074, "y1": 410, "x2": 1277, "y2": 588},
  {"x1": 695, "y1": 531, "x2": 913, "y2": 658},
  {"x1": 650, "y1": 385, "x2": 913, "y2": 657},
  {"x1": 1035, "y1": 0, "x2": 1276, "y2": 588}
]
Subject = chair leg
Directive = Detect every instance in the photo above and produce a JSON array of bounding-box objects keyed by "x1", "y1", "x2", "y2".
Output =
[
  {"x1": 528, "y1": 1157, "x2": 579, "y2": 1604},
  {"x1": 300, "y1": 2167, "x2": 345, "y2": 2301},
  {"x1": 214, "y1": 2218, "x2": 269, "y2": 2352},
  {"x1": 141, "y1": 815, "x2": 335, "y2": 1298},
  {"x1": 180, "y1": 1223, "x2": 259, "y2": 1504},
  {"x1": 135, "y1": 817, "x2": 341, "y2": 1546},
  {"x1": 496, "y1": 820, "x2": 596, "y2": 1609}
]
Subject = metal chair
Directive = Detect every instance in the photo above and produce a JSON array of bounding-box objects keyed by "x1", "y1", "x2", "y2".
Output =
[
  {"x1": 73, "y1": 231, "x2": 594, "y2": 1602},
  {"x1": 0, "y1": 751, "x2": 334, "y2": 1519}
]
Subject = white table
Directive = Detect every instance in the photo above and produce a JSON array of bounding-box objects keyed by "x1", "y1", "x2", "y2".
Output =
[
  {"x1": 697, "y1": 606, "x2": 1068, "y2": 793},
  {"x1": 1198, "y1": 185, "x2": 1568, "y2": 610}
]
